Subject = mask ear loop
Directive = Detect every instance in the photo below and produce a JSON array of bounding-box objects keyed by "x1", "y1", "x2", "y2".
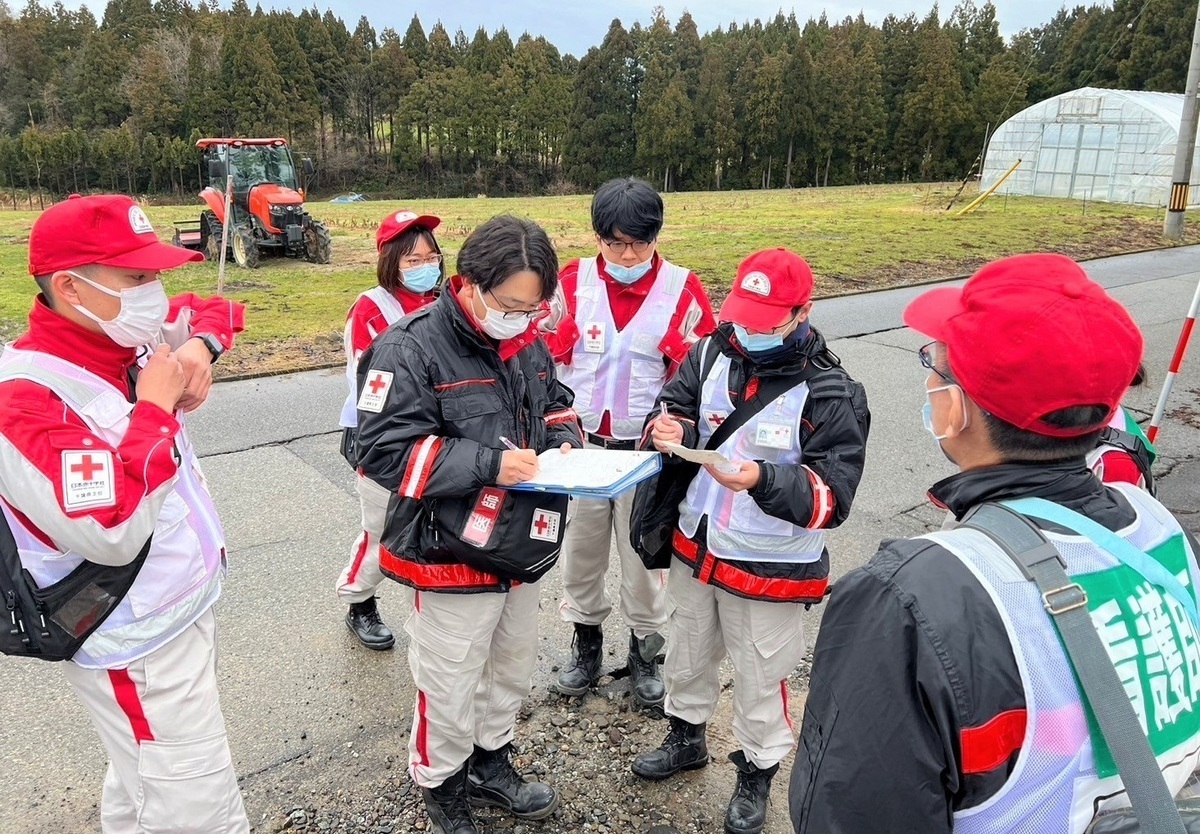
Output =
[{"x1": 926, "y1": 383, "x2": 972, "y2": 440}]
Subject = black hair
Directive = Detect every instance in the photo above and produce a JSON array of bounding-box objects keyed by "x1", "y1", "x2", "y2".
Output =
[
  {"x1": 980, "y1": 408, "x2": 1109, "y2": 461},
  {"x1": 33, "y1": 275, "x2": 54, "y2": 306},
  {"x1": 1131, "y1": 362, "x2": 1147, "y2": 387},
  {"x1": 591, "y1": 178, "x2": 664, "y2": 242},
  {"x1": 456, "y1": 215, "x2": 558, "y2": 301},
  {"x1": 377, "y1": 226, "x2": 442, "y2": 293}
]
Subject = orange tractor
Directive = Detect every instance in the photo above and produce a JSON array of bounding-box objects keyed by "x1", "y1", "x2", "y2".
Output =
[{"x1": 172, "y1": 137, "x2": 332, "y2": 269}]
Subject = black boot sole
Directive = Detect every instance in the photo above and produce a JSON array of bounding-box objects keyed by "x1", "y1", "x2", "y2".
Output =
[
  {"x1": 552, "y1": 674, "x2": 598, "y2": 697},
  {"x1": 631, "y1": 754, "x2": 709, "y2": 781},
  {"x1": 345, "y1": 619, "x2": 396, "y2": 651},
  {"x1": 468, "y1": 788, "x2": 561, "y2": 820}
]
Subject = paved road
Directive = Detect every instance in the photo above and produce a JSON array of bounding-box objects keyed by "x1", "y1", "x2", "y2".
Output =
[{"x1": 3, "y1": 245, "x2": 1200, "y2": 833}]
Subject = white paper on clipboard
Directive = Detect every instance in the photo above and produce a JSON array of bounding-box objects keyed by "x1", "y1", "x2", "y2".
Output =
[{"x1": 659, "y1": 442, "x2": 740, "y2": 474}]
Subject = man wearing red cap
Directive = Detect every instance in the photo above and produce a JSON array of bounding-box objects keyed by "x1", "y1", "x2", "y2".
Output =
[
  {"x1": 545, "y1": 177, "x2": 715, "y2": 709},
  {"x1": 631, "y1": 248, "x2": 868, "y2": 834},
  {"x1": 790, "y1": 254, "x2": 1200, "y2": 834},
  {"x1": 1, "y1": 194, "x2": 247, "y2": 831},
  {"x1": 336, "y1": 209, "x2": 443, "y2": 649}
]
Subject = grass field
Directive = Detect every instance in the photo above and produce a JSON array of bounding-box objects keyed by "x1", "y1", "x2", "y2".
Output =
[{"x1": 0, "y1": 184, "x2": 1194, "y2": 376}]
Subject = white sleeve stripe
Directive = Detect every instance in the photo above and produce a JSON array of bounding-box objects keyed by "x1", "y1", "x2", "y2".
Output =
[{"x1": 400, "y1": 436, "x2": 439, "y2": 499}]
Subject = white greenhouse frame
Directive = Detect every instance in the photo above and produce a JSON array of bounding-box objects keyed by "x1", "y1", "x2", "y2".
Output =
[{"x1": 981, "y1": 87, "x2": 1200, "y2": 207}]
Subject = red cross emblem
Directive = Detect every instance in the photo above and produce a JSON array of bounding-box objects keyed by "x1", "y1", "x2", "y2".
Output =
[
  {"x1": 587, "y1": 325, "x2": 603, "y2": 340},
  {"x1": 709, "y1": 413, "x2": 726, "y2": 426},
  {"x1": 71, "y1": 454, "x2": 104, "y2": 482},
  {"x1": 368, "y1": 373, "x2": 388, "y2": 394},
  {"x1": 534, "y1": 514, "x2": 550, "y2": 536}
]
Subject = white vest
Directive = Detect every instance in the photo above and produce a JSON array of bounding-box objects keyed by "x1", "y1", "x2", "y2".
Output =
[
  {"x1": 557, "y1": 257, "x2": 688, "y2": 440},
  {"x1": 936, "y1": 484, "x2": 1200, "y2": 834},
  {"x1": 0, "y1": 347, "x2": 226, "y2": 669},
  {"x1": 340, "y1": 286, "x2": 410, "y2": 428},
  {"x1": 678, "y1": 350, "x2": 825, "y2": 563}
]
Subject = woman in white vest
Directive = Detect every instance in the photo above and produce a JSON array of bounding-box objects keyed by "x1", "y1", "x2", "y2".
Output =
[
  {"x1": 3, "y1": 194, "x2": 248, "y2": 831},
  {"x1": 791, "y1": 254, "x2": 1200, "y2": 834},
  {"x1": 635, "y1": 248, "x2": 869, "y2": 834},
  {"x1": 337, "y1": 210, "x2": 443, "y2": 649},
  {"x1": 544, "y1": 177, "x2": 716, "y2": 709}
]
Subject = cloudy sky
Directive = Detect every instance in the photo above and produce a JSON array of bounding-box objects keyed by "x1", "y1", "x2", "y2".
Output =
[
  {"x1": 79, "y1": 0, "x2": 1068, "y2": 56},
  {"x1": 302, "y1": 0, "x2": 1058, "y2": 55}
]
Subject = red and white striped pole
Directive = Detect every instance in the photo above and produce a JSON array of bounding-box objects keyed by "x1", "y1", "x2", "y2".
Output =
[{"x1": 1148, "y1": 275, "x2": 1200, "y2": 444}]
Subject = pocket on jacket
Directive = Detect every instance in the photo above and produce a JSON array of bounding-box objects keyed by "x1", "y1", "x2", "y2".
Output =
[{"x1": 440, "y1": 391, "x2": 502, "y2": 423}]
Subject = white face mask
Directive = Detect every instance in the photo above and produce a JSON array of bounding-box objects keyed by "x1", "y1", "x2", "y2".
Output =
[
  {"x1": 69, "y1": 271, "x2": 169, "y2": 348},
  {"x1": 477, "y1": 292, "x2": 536, "y2": 340}
]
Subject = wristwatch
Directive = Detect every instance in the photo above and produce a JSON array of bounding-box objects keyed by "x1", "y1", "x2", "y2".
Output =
[{"x1": 193, "y1": 333, "x2": 225, "y2": 363}]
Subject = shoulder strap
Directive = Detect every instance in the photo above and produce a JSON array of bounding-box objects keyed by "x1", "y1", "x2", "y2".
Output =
[
  {"x1": 960, "y1": 503, "x2": 1186, "y2": 834},
  {"x1": 704, "y1": 355, "x2": 824, "y2": 452}
]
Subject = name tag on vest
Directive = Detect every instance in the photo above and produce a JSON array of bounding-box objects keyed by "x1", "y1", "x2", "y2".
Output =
[
  {"x1": 583, "y1": 322, "x2": 606, "y2": 353},
  {"x1": 755, "y1": 422, "x2": 793, "y2": 450}
]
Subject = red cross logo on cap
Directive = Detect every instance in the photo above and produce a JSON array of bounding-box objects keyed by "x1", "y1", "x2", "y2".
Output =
[
  {"x1": 741, "y1": 272, "x2": 772, "y2": 297},
  {"x1": 395, "y1": 211, "x2": 416, "y2": 223},
  {"x1": 71, "y1": 454, "x2": 104, "y2": 481}
]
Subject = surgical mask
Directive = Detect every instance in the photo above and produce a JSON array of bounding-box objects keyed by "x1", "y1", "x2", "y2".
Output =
[
  {"x1": 478, "y1": 293, "x2": 535, "y2": 340},
  {"x1": 69, "y1": 271, "x2": 169, "y2": 348},
  {"x1": 401, "y1": 264, "x2": 440, "y2": 293},
  {"x1": 922, "y1": 384, "x2": 969, "y2": 442},
  {"x1": 732, "y1": 323, "x2": 785, "y2": 354},
  {"x1": 606, "y1": 256, "x2": 653, "y2": 285}
]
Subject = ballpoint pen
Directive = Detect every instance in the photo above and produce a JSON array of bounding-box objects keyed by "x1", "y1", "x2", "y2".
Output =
[{"x1": 498, "y1": 436, "x2": 520, "y2": 451}]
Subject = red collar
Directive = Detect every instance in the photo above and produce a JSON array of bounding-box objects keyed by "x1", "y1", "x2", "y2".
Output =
[
  {"x1": 395, "y1": 285, "x2": 436, "y2": 311},
  {"x1": 448, "y1": 277, "x2": 540, "y2": 362},
  {"x1": 596, "y1": 252, "x2": 662, "y2": 296},
  {"x1": 14, "y1": 297, "x2": 139, "y2": 392}
]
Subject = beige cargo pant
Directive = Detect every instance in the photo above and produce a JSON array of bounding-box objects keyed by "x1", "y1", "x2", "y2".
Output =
[
  {"x1": 663, "y1": 557, "x2": 807, "y2": 769},
  {"x1": 62, "y1": 609, "x2": 248, "y2": 833},
  {"x1": 404, "y1": 580, "x2": 541, "y2": 788}
]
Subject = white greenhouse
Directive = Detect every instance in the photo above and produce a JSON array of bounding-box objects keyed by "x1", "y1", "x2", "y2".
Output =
[{"x1": 981, "y1": 87, "x2": 1200, "y2": 207}]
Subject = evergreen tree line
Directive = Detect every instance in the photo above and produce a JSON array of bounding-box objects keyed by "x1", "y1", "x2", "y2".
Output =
[{"x1": 0, "y1": 0, "x2": 1193, "y2": 202}]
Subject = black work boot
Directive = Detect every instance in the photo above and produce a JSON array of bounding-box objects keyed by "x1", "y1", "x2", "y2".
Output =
[
  {"x1": 627, "y1": 630, "x2": 665, "y2": 708},
  {"x1": 724, "y1": 750, "x2": 778, "y2": 834},
  {"x1": 421, "y1": 766, "x2": 478, "y2": 834},
  {"x1": 345, "y1": 597, "x2": 395, "y2": 650},
  {"x1": 467, "y1": 743, "x2": 560, "y2": 819},
  {"x1": 555, "y1": 623, "x2": 603, "y2": 696},
  {"x1": 631, "y1": 715, "x2": 709, "y2": 780}
]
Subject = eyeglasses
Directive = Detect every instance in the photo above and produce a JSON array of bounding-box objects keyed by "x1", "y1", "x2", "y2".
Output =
[
  {"x1": 601, "y1": 238, "x2": 655, "y2": 256},
  {"x1": 401, "y1": 254, "x2": 443, "y2": 269},
  {"x1": 918, "y1": 341, "x2": 955, "y2": 384},
  {"x1": 486, "y1": 291, "x2": 543, "y2": 320}
]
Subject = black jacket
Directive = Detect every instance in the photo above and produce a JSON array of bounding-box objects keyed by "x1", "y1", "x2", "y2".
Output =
[
  {"x1": 355, "y1": 289, "x2": 583, "y2": 592},
  {"x1": 788, "y1": 460, "x2": 1187, "y2": 833},
  {"x1": 650, "y1": 324, "x2": 870, "y2": 602}
]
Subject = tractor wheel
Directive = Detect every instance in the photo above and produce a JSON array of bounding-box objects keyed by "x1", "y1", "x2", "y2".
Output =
[
  {"x1": 231, "y1": 228, "x2": 259, "y2": 269},
  {"x1": 304, "y1": 220, "x2": 333, "y2": 264}
]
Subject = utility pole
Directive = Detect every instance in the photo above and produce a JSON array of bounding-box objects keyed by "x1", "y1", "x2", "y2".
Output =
[{"x1": 1164, "y1": 0, "x2": 1200, "y2": 239}]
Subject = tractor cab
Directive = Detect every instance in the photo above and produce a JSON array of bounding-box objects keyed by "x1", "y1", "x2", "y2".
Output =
[{"x1": 173, "y1": 138, "x2": 330, "y2": 269}]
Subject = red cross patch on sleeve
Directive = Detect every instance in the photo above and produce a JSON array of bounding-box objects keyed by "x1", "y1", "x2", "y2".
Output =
[
  {"x1": 62, "y1": 450, "x2": 116, "y2": 511},
  {"x1": 357, "y1": 370, "x2": 394, "y2": 413}
]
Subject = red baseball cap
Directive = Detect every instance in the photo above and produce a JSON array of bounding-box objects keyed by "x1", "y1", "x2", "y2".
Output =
[
  {"x1": 28, "y1": 194, "x2": 203, "y2": 276},
  {"x1": 376, "y1": 209, "x2": 441, "y2": 251},
  {"x1": 719, "y1": 248, "x2": 814, "y2": 331},
  {"x1": 903, "y1": 253, "x2": 1143, "y2": 438}
]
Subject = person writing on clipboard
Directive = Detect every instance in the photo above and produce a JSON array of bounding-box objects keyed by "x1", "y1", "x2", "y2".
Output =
[
  {"x1": 629, "y1": 248, "x2": 869, "y2": 834},
  {"x1": 353, "y1": 215, "x2": 583, "y2": 834}
]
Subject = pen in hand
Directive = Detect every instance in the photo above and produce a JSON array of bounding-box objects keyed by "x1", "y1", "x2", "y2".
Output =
[
  {"x1": 497, "y1": 435, "x2": 539, "y2": 486},
  {"x1": 499, "y1": 435, "x2": 521, "y2": 451}
]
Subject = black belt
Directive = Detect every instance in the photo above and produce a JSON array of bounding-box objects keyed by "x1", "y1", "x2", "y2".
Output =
[{"x1": 586, "y1": 433, "x2": 636, "y2": 451}]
